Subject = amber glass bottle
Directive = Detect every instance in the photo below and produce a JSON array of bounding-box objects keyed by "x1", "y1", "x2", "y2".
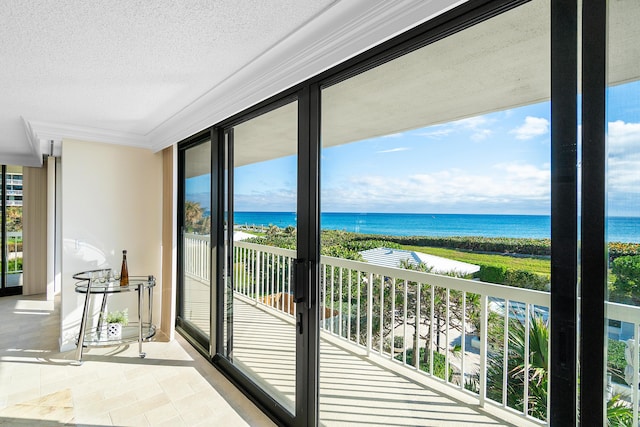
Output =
[{"x1": 120, "y1": 250, "x2": 129, "y2": 287}]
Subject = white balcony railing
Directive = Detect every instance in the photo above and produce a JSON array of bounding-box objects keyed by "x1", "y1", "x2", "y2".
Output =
[
  {"x1": 183, "y1": 233, "x2": 210, "y2": 283},
  {"x1": 184, "y1": 233, "x2": 640, "y2": 426}
]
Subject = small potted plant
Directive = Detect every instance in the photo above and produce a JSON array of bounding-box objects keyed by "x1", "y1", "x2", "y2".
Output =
[{"x1": 104, "y1": 309, "x2": 128, "y2": 340}]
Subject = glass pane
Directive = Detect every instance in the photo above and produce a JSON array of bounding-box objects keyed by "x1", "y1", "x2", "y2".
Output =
[
  {"x1": 224, "y1": 101, "x2": 298, "y2": 413},
  {"x1": 5, "y1": 166, "x2": 22, "y2": 288},
  {"x1": 606, "y1": 1, "x2": 640, "y2": 425},
  {"x1": 320, "y1": 1, "x2": 550, "y2": 424},
  {"x1": 182, "y1": 141, "x2": 211, "y2": 337}
]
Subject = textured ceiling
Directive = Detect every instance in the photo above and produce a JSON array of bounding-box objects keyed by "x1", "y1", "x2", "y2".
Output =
[
  {"x1": 0, "y1": 0, "x2": 335, "y2": 165},
  {"x1": 2, "y1": 0, "x2": 465, "y2": 166}
]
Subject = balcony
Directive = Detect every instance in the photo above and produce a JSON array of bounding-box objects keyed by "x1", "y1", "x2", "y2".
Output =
[{"x1": 184, "y1": 234, "x2": 640, "y2": 426}]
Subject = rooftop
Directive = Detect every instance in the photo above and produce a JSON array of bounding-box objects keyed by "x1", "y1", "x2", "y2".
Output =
[{"x1": 360, "y1": 247, "x2": 480, "y2": 276}]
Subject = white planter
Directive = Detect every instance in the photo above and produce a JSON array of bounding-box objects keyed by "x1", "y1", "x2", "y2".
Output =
[{"x1": 107, "y1": 323, "x2": 122, "y2": 340}]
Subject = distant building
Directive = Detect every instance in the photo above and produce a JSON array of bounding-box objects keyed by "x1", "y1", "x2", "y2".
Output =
[
  {"x1": 359, "y1": 247, "x2": 480, "y2": 276},
  {"x1": 4, "y1": 172, "x2": 22, "y2": 207}
]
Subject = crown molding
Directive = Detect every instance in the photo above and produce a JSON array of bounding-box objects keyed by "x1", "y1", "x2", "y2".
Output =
[
  {"x1": 28, "y1": 120, "x2": 149, "y2": 149},
  {"x1": 149, "y1": 0, "x2": 465, "y2": 151},
  {"x1": 0, "y1": 152, "x2": 44, "y2": 168},
  {"x1": 21, "y1": 117, "x2": 43, "y2": 166}
]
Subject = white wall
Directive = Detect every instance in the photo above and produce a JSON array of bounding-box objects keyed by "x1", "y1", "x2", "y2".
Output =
[{"x1": 60, "y1": 139, "x2": 163, "y2": 351}]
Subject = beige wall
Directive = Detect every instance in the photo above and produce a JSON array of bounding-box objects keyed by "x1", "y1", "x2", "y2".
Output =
[
  {"x1": 23, "y1": 165, "x2": 48, "y2": 295},
  {"x1": 60, "y1": 139, "x2": 163, "y2": 351}
]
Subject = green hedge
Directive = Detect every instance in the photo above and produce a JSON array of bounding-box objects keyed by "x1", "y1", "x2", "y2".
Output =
[
  {"x1": 476, "y1": 264, "x2": 549, "y2": 290},
  {"x1": 608, "y1": 339, "x2": 628, "y2": 384},
  {"x1": 382, "y1": 236, "x2": 552, "y2": 256},
  {"x1": 609, "y1": 242, "x2": 640, "y2": 259}
]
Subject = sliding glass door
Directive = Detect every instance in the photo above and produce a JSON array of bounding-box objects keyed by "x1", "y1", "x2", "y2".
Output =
[
  {"x1": 220, "y1": 99, "x2": 305, "y2": 424},
  {"x1": 319, "y1": 1, "x2": 552, "y2": 424},
  {"x1": 178, "y1": 138, "x2": 212, "y2": 349}
]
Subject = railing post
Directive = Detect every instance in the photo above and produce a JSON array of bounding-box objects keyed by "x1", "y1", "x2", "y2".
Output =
[
  {"x1": 367, "y1": 272, "x2": 373, "y2": 356},
  {"x1": 322, "y1": 264, "x2": 327, "y2": 331},
  {"x1": 479, "y1": 294, "x2": 488, "y2": 407},
  {"x1": 380, "y1": 275, "x2": 384, "y2": 354},
  {"x1": 445, "y1": 288, "x2": 450, "y2": 383},
  {"x1": 415, "y1": 283, "x2": 421, "y2": 370},
  {"x1": 502, "y1": 299, "x2": 509, "y2": 408},
  {"x1": 339, "y1": 268, "x2": 343, "y2": 338},
  {"x1": 430, "y1": 285, "x2": 435, "y2": 375},
  {"x1": 461, "y1": 291, "x2": 466, "y2": 390},
  {"x1": 255, "y1": 250, "x2": 261, "y2": 303},
  {"x1": 356, "y1": 270, "x2": 360, "y2": 343},
  {"x1": 633, "y1": 323, "x2": 639, "y2": 426},
  {"x1": 403, "y1": 279, "x2": 408, "y2": 366},
  {"x1": 390, "y1": 276, "x2": 396, "y2": 358},
  {"x1": 330, "y1": 267, "x2": 335, "y2": 334},
  {"x1": 347, "y1": 269, "x2": 352, "y2": 342}
]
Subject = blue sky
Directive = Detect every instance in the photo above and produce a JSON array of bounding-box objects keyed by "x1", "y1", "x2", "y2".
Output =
[{"x1": 189, "y1": 80, "x2": 640, "y2": 216}]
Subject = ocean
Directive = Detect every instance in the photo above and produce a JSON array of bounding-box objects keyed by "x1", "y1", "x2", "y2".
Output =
[{"x1": 233, "y1": 211, "x2": 640, "y2": 243}]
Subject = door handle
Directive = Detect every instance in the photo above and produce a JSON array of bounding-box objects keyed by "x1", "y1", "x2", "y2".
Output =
[
  {"x1": 296, "y1": 313, "x2": 303, "y2": 334},
  {"x1": 293, "y1": 258, "x2": 313, "y2": 309},
  {"x1": 294, "y1": 258, "x2": 306, "y2": 303}
]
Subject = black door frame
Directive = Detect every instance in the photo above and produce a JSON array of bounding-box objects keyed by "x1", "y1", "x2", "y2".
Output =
[
  {"x1": 176, "y1": 129, "x2": 214, "y2": 353},
  {"x1": 213, "y1": 94, "x2": 310, "y2": 427}
]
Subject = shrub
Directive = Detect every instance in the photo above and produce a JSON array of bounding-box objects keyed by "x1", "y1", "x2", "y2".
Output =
[
  {"x1": 475, "y1": 265, "x2": 549, "y2": 290},
  {"x1": 477, "y1": 265, "x2": 508, "y2": 284},
  {"x1": 607, "y1": 339, "x2": 628, "y2": 384},
  {"x1": 609, "y1": 242, "x2": 640, "y2": 259},
  {"x1": 610, "y1": 255, "x2": 640, "y2": 304},
  {"x1": 7, "y1": 257, "x2": 22, "y2": 273},
  {"x1": 396, "y1": 348, "x2": 453, "y2": 381},
  {"x1": 504, "y1": 269, "x2": 549, "y2": 291}
]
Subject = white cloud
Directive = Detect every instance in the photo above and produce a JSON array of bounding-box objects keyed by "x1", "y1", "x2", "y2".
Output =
[
  {"x1": 454, "y1": 116, "x2": 489, "y2": 128},
  {"x1": 321, "y1": 163, "x2": 550, "y2": 213},
  {"x1": 608, "y1": 120, "x2": 640, "y2": 156},
  {"x1": 471, "y1": 129, "x2": 492, "y2": 141},
  {"x1": 418, "y1": 115, "x2": 493, "y2": 141},
  {"x1": 382, "y1": 133, "x2": 404, "y2": 138},
  {"x1": 418, "y1": 128, "x2": 453, "y2": 138},
  {"x1": 511, "y1": 116, "x2": 550, "y2": 140},
  {"x1": 607, "y1": 121, "x2": 640, "y2": 196},
  {"x1": 377, "y1": 147, "x2": 410, "y2": 154}
]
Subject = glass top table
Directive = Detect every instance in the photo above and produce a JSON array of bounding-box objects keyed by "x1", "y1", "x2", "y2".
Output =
[{"x1": 73, "y1": 269, "x2": 156, "y2": 363}]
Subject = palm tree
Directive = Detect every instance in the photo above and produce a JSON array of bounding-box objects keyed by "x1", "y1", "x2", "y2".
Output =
[
  {"x1": 184, "y1": 201, "x2": 203, "y2": 232},
  {"x1": 485, "y1": 312, "x2": 633, "y2": 424},
  {"x1": 485, "y1": 313, "x2": 548, "y2": 419}
]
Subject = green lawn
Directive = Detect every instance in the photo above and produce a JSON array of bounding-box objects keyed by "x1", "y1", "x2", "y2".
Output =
[{"x1": 401, "y1": 244, "x2": 551, "y2": 277}]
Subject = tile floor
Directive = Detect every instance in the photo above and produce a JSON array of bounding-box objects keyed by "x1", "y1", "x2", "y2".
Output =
[{"x1": 0, "y1": 294, "x2": 275, "y2": 426}]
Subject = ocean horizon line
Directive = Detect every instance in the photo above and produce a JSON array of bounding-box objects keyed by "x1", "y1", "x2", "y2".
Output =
[
  {"x1": 232, "y1": 211, "x2": 639, "y2": 243},
  {"x1": 234, "y1": 210, "x2": 640, "y2": 219}
]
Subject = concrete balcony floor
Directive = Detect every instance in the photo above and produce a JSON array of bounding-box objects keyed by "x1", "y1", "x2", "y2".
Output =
[
  {"x1": 0, "y1": 294, "x2": 274, "y2": 426},
  {"x1": 182, "y1": 274, "x2": 540, "y2": 427},
  {"x1": 229, "y1": 297, "x2": 538, "y2": 427}
]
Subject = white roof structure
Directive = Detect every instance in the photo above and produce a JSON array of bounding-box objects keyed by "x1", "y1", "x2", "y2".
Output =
[
  {"x1": 359, "y1": 247, "x2": 480, "y2": 276},
  {"x1": 233, "y1": 231, "x2": 256, "y2": 241}
]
